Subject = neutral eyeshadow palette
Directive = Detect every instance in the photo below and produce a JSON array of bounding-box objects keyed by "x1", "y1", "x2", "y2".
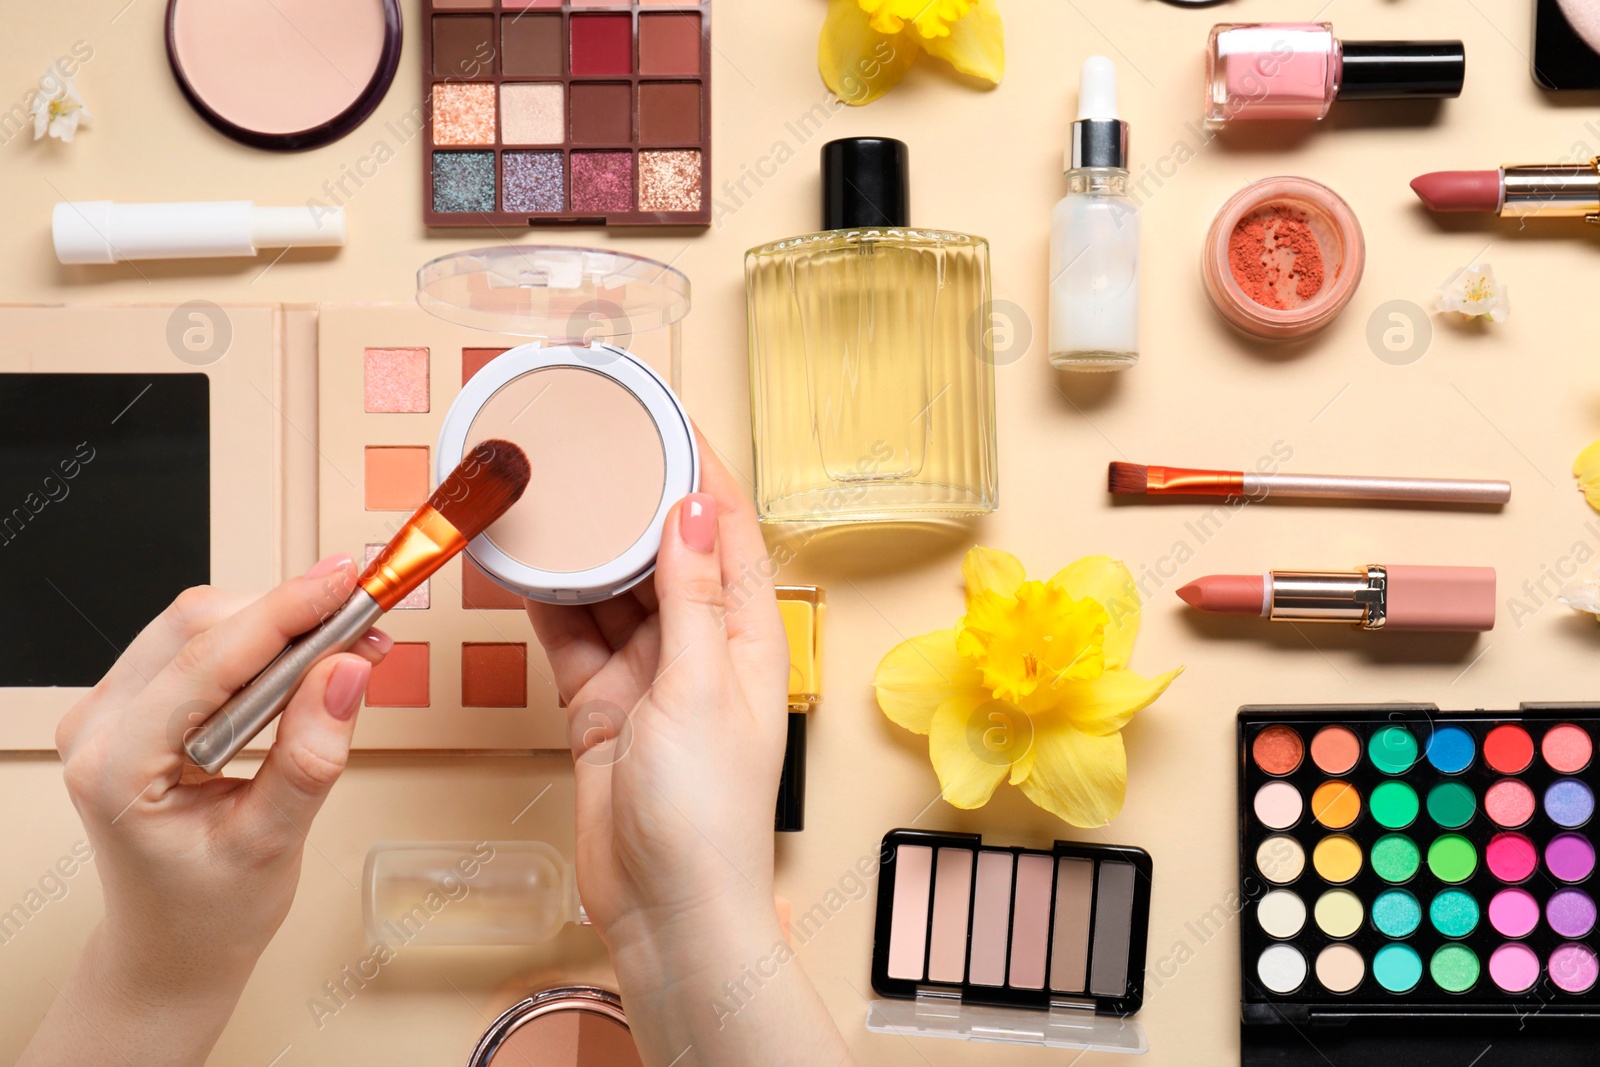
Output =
[
  {"x1": 423, "y1": 0, "x2": 711, "y2": 227},
  {"x1": 869, "y1": 828, "x2": 1151, "y2": 1050},
  {"x1": 1239, "y1": 704, "x2": 1600, "y2": 1061}
]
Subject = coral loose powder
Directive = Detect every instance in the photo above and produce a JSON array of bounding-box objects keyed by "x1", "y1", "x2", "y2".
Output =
[{"x1": 1203, "y1": 176, "x2": 1365, "y2": 341}]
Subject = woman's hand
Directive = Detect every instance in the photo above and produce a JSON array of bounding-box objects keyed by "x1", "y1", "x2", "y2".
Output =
[
  {"x1": 528, "y1": 443, "x2": 853, "y2": 1066},
  {"x1": 21, "y1": 556, "x2": 388, "y2": 1067}
]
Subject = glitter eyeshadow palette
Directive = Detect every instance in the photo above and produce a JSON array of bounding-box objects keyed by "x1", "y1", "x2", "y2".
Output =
[
  {"x1": 866, "y1": 828, "x2": 1152, "y2": 1054},
  {"x1": 1239, "y1": 705, "x2": 1600, "y2": 1065},
  {"x1": 422, "y1": 0, "x2": 711, "y2": 227}
]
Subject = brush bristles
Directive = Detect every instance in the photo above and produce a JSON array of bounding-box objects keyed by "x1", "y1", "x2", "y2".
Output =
[
  {"x1": 430, "y1": 439, "x2": 532, "y2": 539},
  {"x1": 1107, "y1": 462, "x2": 1150, "y2": 495}
]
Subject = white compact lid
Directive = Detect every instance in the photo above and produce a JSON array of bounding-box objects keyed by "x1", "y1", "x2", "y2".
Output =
[
  {"x1": 867, "y1": 997, "x2": 1147, "y2": 1055},
  {"x1": 435, "y1": 343, "x2": 698, "y2": 606},
  {"x1": 417, "y1": 245, "x2": 691, "y2": 343}
]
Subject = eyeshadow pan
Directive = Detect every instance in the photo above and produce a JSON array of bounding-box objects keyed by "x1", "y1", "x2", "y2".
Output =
[
  {"x1": 462, "y1": 348, "x2": 509, "y2": 386},
  {"x1": 1088, "y1": 861, "x2": 1136, "y2": 997},
  {"x1": 1252, "y1": 725, "x2": 1304, "y2": 776},
  {"x1": 1488, "y1": 887, "x2": 1539, "y2": 937},
  {"x1": 462, "y1": 555, "x2": 526, "y2": 610},
  {"x1": 1316, "y1": 943, "x2": 1364, "y2": 994},
  {"x1": 1485, "y1": 778, "x2": 1535, "y2": 828},
  {"x1": 501, "y1": 83, "x2": 564, "y2": 144},
  {"x1": 571, "y1": 151, "x2": 633, "y2": 212},
  {"x1": 1313, "y1": 890, "x2": 1363, "y2": 939},
  {"x1": 1257, "y1": 944, "x2": 1307, "y2": 994},
  {"x1": 1257, "y1": 890, "x2": 1306, "y2": 939},
  {"x1": 1370, "y1": 833, "x2": 1419, "y2": 882},
  {"x1": 433, "y1": 14, "x2": 495, "y2": 78},
  {"x1": 1489, "y1": 942, "x2": 1540, "y2": 993},
  {"x1": 433, "y1": 82, "x2": 496, "y2": 145},
  {"x1": 638, "y1": 150, "x2": 702, "y2": 212},
  {"x1": 1427, "y1": 834, "x2": 1477, "y2": 883},
  {"x1": 571, "y1": 82, "x2": 633, "y2": 144},
  {"x1": 1254, "y1": 781, "x2": 1303, "y2": 830},
  {"x1": 638, "y1": 82, "x2": 701, "y2": 144},
  {"x1": 461, "y1": 642, "x2": 528, "y2": 707},
  {"x1": 1370, "y1": 781, "x2": 1418, "y2": 829},
  {"x1": 1547, "y1": 888, "x2": 1597, "y2": 938},
  {"x1": 1485, "y1": 832, "x2": 1537, "y2": 882},
  {"x1": 366, "y1": 544, "x2": 429, "y2": 609},
  {"x1": 365, "y1": 446, "x2": 430, "y2": 510},
  {"x1": 1424, "y1": 724, "x2": 1475, "y2": 773},
  {"x1": 1371, "y1": 889, "x2": 1420, "y2": 938},
  {"x1": 1312, "y1": 835, "x2": 1362, "y2": 884},
  {"x1": 433, "y1": 150, "x2": 497, "y2": 213},
  {"x1": 364, "y1": 347, "x2": 430, "y2": 413},
  {"x1": 639, "y1": 13, "x2": 702, "y2": 75},
  {"x1": 503, "y1": 151, "x2": 566, "y2": 213},
  {"x1": 1311, "y1": 780, "x2": 1360, "y2": 829},
  {"x1": 570, "y1": 14, "x2": 633, "y2": 76},
  {"x1": 1310, "y1": 725, "x2": 1360, "y2": 774},
  {"x1": 1430, "y1": 944, "x2": 1479, "y2": 993},
  {"x1": 502, "y1": 14, "x2": 564, "y2": 77},
  {"x1": 365, "y1": 641, "x2": 430, "y2": 707},
  {"x1": 1550, "y1": 943, "x2": 1600, "y2": 994},
  {"x1": 1256, "y1": 835, "x2": 1306, "y2": 884},
  {"x1": 1484, "y1": 723, "x2": 1534, "y2": 773},
  {"x1": 1008, "y1": 854, "x2": 1053, "y2": 990},
  {"x1": 1545, "y1": 778, "x2": 1595, "y2": 827},
  {"x1": 1049, "y1": 857, "x2": 1094, "y2": 992},
  {"x1": 1543, "y1": 723, "x2": 1593, "y2": 772},
  {"x1": 1429, "y1": 888, "x2": 1479, "y2": 938},
  {"x1": 887, "y1": 845, "x2": 932, "y2": 980},
  {"x1": 968, "y1": 851, "x2": 1013, "y2": 986},
  {"x1": 927, "y1": 848, "x2": 973, "y2": 983},
  {"x1": 1368, "y1": 725, "x2": 1419, "y2": 774},
  {"x1": 1547, "y1": 832, "x2": 1596, "y2": 882},
  {"x1": 1426, "y1": 781, "x2": 1476, "y2": 828},
  {"x1": 1373, "y1": 943, "x2": 1422, "y2": 993}
]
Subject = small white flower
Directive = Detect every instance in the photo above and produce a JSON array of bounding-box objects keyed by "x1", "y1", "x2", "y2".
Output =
[
  {"x1": 1559, "y1": 575, "x2": 1600, "y2": 616},
  {"x1": 30, "y1": 69, "x2": 90, "y2": 143},
  {"x1": 1435, "y1": 262, "x2": 1509, "y2": 323}
]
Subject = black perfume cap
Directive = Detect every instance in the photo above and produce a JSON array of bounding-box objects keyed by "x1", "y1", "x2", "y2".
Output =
[
  {"x1": 1339, "y1": 40, "x2": 1466, "y2": 100},
  {"x1": 822, "y1": 137, "x2": 909, "y2": 230},
  {"x1": 775, "y1": 712, "x2": 807, "y2": 833}
]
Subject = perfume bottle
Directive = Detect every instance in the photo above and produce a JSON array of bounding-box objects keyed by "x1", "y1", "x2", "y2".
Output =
[
  {"x1": 1049, "y1": 56, "x2": 1138, "y2": 371},
  {"x1": 745, "y1": 138, "x2": 998, "y2": 524},
  {"x1": 1204, "y1": 23, "x2": 1464, "y2": 127}
]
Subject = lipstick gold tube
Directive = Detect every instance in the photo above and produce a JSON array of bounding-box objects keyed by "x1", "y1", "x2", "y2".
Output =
[{"x1": 1500, "y1": 161, "x2": 1600, "y2": 219}]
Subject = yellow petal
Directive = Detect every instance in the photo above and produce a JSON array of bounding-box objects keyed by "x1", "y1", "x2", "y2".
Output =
[
  {"x1": 1050, "y1": 666, "x2": 1183, "y2": 737},
  {"x1": 873, "y1": 628, "x2": 985, "y2": 735},
  {"x1": 916, "y1": 0, "x2": 1004, "y2": 84},
  {"x1": 1050, "y1": 555, "x2": 1140, "y2": 670},
  {"x1": 1016, "y1": 726, "x2": 1126, "y2": 827},
  {"x1": 820, "y1": 0, "x2": 919, "y2": 106},
  {"x1": 962, "y1": 546, "x2": 1025, "y2": 611},
  {"x1": 1576, "y1": 439, "x2": 1600, "y2": 511},
  {"x1": 927, "y1": 695, "x2": 1021, "y2": 808}
]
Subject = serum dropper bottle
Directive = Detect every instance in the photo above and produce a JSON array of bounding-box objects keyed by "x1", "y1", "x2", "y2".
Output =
[{"x1": 1049, "y1": 56, "x2": 1139, "y2": 371}]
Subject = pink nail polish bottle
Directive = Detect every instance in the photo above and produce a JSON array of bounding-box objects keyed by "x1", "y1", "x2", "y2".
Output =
[{"x1": 1204, "y1": 23, "x2": 1465, "y2": 128}]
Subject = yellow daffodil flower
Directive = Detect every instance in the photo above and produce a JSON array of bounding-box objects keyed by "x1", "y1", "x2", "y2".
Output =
[
  {"x1": 820, "y1": 0, "x2": 1005, "y2": 106},
  {"x1": 874, "y1": 548, "x2": 1181, "y2": 827},
  {"x1": 1576, "y1": 440, "x2": 1600, "y2": 511}
]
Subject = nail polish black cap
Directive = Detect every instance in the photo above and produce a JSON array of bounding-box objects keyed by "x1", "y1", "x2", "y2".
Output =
[
  {"x1": 1338, "y1": 40, "x2": 1466, "y2": 100},
  {"x1": 775, "y1": 713, "x2": 807, "y2": 833},
  {"x1": 822, "y1": 137, "x2": 909, "y2": 230}
]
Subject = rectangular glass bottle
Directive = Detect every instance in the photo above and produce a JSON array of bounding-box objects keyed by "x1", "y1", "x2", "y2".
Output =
[{"x1": 745, "y1": 139, "x2": 998, "y2": 524}]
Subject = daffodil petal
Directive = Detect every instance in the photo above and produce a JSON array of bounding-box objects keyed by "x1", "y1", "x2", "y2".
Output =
[
  {"x1": 916, "y1": 0, "x2": 1004, "y2": 84},
  {"x1": 874, "y1": 628, "x2": 985, "y2": 735},
  {"x1": 1050, "y1": 555, "x2": 1140, "y2": 669},
  {"x1": 928, "y1": 695, "x2": 1014, "y2": 808},
  {"x1": 820, "y1": 0, "x2": 918, "y2": 106},
  {"x1": 963, "y1": 546, "x2": 1025, "y2": 610},
  {"x1": 1576, "y1": 439, "x2": 1600, "y2": 511},
  {"x1": 1053, "y1": 666, "x2": 1184, "y2": 737},
  {"x1": 1017, "y1": 727, "x2": 1126, "y2": 828}
]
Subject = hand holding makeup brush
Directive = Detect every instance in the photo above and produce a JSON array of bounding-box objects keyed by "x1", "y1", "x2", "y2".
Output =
[
  {"x1": 21, "y1": 561, "x2": 389, "y2": 1067},
  {"x1": 526, "y1": 442, "x2": 856, "y2": 1067}
]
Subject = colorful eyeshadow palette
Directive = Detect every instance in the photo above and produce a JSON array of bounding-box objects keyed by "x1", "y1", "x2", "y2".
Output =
[
  {"x1": 1240, "y1": 705, "x2": 1600, "y2": 1061},
  {"x1": 422, "y1": 0, "x2": 711, "y2": 226},
  {"x1": 867, "y1": 828, "x2": 1152, "y2": 1052}
]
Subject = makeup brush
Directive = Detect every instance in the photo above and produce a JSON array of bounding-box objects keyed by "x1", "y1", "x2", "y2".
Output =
[
  {"x1": 1107, "y1": 463, "x2": 1510, "y2": 506},
  {"x1": 185, "y1": 440, "x2": 531, "y2": 774}
]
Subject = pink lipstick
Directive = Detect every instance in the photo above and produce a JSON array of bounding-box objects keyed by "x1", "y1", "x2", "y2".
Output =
[
  {"x1": 1411, "y1": 161, "x2": 1600, "y2": 220},
  {"x1": 1178, "y1": 565, "x2": 1496, "y2": 633}
]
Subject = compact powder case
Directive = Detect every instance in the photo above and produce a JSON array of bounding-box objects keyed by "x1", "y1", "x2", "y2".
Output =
[
  {"x1": 436, "y1": 343, "x2": 697, "y2": 604},
  {"x1": 468, "y1": 986, "x2": 642, "y2": 1067},
  {"x1": 165, "y1": 0, "x2": 403, "y2": 150}
]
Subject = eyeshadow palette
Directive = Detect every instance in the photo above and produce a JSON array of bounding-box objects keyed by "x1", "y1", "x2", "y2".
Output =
[
  {"x1": 423, "y1": 0, "x2": 711, "y2": 227},
  {"x1": 868, "y1": 828, "x2": 1151, "y2": 1053},
  {"x1": 1239, "y1": 704, "x2": 1600, "y2": 1062}
]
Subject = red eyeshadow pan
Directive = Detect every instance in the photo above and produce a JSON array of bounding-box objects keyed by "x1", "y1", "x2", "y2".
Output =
[
  {"x1": 366, "y1": 642, "x2": 431, "y2": 707},
  {"x1": 1484, "y1": 724, "x2": 1534, "y2": 774},
  {"x1": 1543, "y1": 723, "x2": 1594, "y2": 773},
  {"x1": 462, "y1": 347, "x2": 509, "y2": 385},
  {"x1": 462, "y1": 642, "x2": 529, "y2": 707},
  {"x1": 462, "y1": 556, "x2": 525, "y2": 610},
  {"x1": 571, "y1": 14, "x2": 632, "y2": 76}
]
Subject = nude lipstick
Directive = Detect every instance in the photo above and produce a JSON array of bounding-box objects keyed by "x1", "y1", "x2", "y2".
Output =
[
  {"x1": 1411, "y1": 161, "x2": 1600, "y2": 220},
  {"x1": 1178, "y1": 565, "x2": 1496, "y2": 633}
]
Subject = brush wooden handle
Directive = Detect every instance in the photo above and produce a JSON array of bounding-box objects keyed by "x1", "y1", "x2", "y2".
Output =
[{"x1": 184, "y1": 590, "x2": 385, "y2": 775}]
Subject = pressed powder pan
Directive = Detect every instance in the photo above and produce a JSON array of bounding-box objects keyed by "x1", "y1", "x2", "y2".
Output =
[{"x1": 166, "y1": 0, "x2": 402, "y2": 150}]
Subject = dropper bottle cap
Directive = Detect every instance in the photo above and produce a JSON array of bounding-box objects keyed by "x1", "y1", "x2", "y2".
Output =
[{"x1": 1068, "y1": 56, "x2": 1128, "y2": 172}]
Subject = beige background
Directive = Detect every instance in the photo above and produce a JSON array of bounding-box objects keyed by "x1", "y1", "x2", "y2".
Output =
[{"x1": 3, "y1": 0, "x2": 1597, "y2": 1063}]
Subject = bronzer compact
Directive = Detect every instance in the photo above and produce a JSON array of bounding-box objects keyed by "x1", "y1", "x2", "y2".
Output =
[{"x1": 427, "y1": 248, "x2": 697, "y2": 603}]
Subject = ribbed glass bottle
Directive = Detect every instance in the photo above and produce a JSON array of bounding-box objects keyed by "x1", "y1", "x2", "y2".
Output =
[{"x1": 745, "y1": 227, "x2": 998, "y2": 524}]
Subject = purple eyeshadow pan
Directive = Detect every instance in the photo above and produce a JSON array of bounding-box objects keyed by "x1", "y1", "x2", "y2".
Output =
[
  {"x1": 571, "y1": 151, "x2": 633, "y2": 212},
  {"x1": 1545, "y1": 779, "x2": 1595, "y2": 828},
  {"x1": 1550, "y1": 942, "x2": 1600, "y2": 994},
  {"x1": 1547, "y1": 889, "x2": 1597, "y2": 939},
  {"x1": 1547, "y1": 833, "x2": 1597, "y2": 883}
]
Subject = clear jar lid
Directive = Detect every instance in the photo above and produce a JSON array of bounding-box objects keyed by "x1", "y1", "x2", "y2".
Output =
[{"x1": 416, "y1": 245, "x2": 691, "y2": 344}]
